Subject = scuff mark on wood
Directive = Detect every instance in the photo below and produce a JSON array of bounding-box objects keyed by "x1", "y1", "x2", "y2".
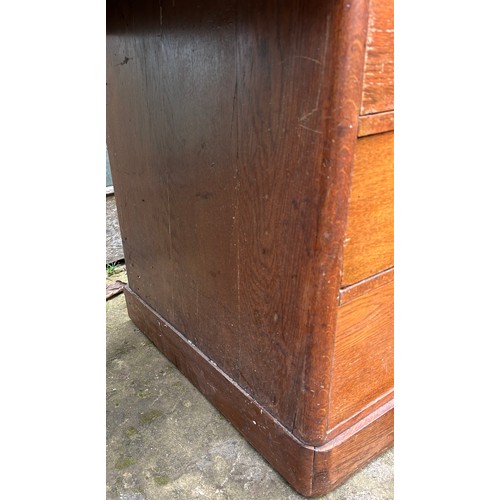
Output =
[{"x1": 118, "y1": 56, "x2": 132, "y2": 66}]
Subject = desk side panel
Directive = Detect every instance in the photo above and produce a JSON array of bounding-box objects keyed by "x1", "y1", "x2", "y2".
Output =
[{"x1": 106, "y1": 0, "x2": 356, "y2": 437}]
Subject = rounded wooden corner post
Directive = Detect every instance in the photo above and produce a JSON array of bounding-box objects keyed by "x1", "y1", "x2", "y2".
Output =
[{"x1": 291, "y1": 0, "x2": 370, "y2": 448}]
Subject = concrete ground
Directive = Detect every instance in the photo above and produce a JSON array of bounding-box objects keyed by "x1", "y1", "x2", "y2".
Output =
[{"x1": 106, "y1": 264, "x2": 394, "y2": 500}]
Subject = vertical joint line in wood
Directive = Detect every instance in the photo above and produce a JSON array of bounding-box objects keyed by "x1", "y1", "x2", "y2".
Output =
[{"x1": 233, "y1": 4, "x2": 242, "y2": 383}]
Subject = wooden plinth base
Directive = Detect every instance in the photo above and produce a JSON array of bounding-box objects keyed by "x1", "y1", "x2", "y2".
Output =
[{"x1": 124, "y1": 287, "x2": 393, "y2": 497}]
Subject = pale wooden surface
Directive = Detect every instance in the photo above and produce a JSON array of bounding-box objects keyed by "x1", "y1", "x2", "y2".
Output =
[
  {"x1": 360, "y1": 0, "x2": 394, "y2": 115},
  {"x1": 340, "y1": 268, "x2": 394, "y2": 306},
  {"x1": 329, "y1": 278, "x2": 394, "y2": 430},
  {"x1": 358, "y1": 111, "x2": 394, "y2": 137},
  {"x1": 342, "y1": 131, "x2": 394, "y2": 286}
]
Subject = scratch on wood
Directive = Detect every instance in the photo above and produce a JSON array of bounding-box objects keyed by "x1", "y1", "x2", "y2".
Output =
[
  {"x1": 319, "y1": 13, "x2": 331, "y2": 101},
  {"x1": 166, "y1": 177, "x2": 175, "y2": 321},
  {"x1": 299, "y1": 124, "x2": 322, "y2": 135},
  {"x1": 230, "y1": 81, "x2": 238, "y2": 137},
  {"x1": 299, "y1": 108, "x2": 319, "y2": 123},
  {"x1": 282, "y1": 55, "x2": 322, "y2": 66},
  {"x1": 295, "y1": 55, "x2": 321, "y2": 64},
  {"x1": 166, "y1": 183, "x2": 173, "y2": 255},
  {"x1": 300, "y1": 14, "x2": 330, "y2": 128}
]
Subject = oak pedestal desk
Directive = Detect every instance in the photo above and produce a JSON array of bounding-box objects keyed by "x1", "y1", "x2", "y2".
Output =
[{"x1": 106, "y1": 0, "x2": 394, "y2": 496}]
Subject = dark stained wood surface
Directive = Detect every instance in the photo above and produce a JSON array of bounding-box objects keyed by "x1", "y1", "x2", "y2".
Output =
[
  {"x1": 360, "y1": 0, "x2": 394, "y2": 115},
  {"x1": 342, "y1": 131, "x2": 394, "y2": 286},
  {"x1": 124, "y1": 287, "x2": 316, "y2": 496},
  {"x1": 107, "y1": 0, "x2": 369, "y2": 446}
]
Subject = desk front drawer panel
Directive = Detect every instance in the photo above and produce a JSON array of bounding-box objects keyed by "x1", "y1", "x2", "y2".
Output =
[
  {"x1": 360, "y1": 0, "x2": 394, "y2": 115},
  {"x1": 328, "y1": 275, "x2": 394, "y2": 432},
  {"x1": 342, "y1": 131, "x2": 394, "y2": 287}
]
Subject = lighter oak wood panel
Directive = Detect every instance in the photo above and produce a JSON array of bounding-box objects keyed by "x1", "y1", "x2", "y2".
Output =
[
  {"x1": 358, "y1": 110, "x2": 394, "y2": 137},
  {"x1": 339, "y1": 267, "x2": 393, "y2": 306},
  {"x1": 342, "y1": 131, "x2": 393, "y2": 286},
  {"x1": 360, "y1": 0, "x2": 394, "y2": 115},
  {"x1": 314, "y1": 405, "x2": 393, "y2": 496},
  {"x1": 328, "y1": 278, "x2": 393, "y2": 430}
]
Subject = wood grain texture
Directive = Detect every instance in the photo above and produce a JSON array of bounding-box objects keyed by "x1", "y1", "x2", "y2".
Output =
[
  {"x1": 340, "y1": 267, "x2": 393, "y2": 305},
  {"x1": 328, "y1": 278, "x2": 394, "y2": 431},
  {"x1": 358, "y1": 110, "x2": 394, "y2": 137},
  {"x1": 313, "y1": 401, "x2": 394, "y2": 496},
  {"x1": 107, "y1": 1, "x2": 395, "y2": 492},
  {"x1": 342, "y1": 131, "x2": 394, "y2": 286},
  {"x1": 106, "y1": 0, "x2": 368, "y2": 446},
  {"x1": 360, "y1": 0, "x2": 394, "y2": 115},
  {"x1": 125, "y1": 286, "x2": 393, "y2": 497},
  {"x1": 291, "y1": 0, "x2": 370, "y2": 445}
]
